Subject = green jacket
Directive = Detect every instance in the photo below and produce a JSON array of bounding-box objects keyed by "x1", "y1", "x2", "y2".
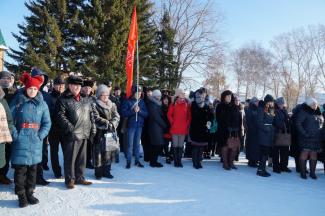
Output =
[{"x1": 0, "y1": 91, "x2": 14, "y2": 168}]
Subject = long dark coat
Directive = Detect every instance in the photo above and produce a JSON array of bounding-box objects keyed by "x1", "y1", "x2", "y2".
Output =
[
  {"x1": 256, "y1": 103, "x2": 275, "y2": 147},
  {"x1": 189, "y1": 102, "x2": 213, "y2": 146},
  {"x1": 290, "y1": 104, "x2": 303, "y2": 158},
  {"x1": 216, "y1": 102, "x2": 242, "y2": 148},
  {"x1": 147, "y1": 97, "x2": 168, "y2": 146},
  {"x1": 245, "y1": 102, "x2": 260, "y2": 161},
  {"x1": 92, "y1": 100, "x2": 120, "y2": 167},
  {"x1": 295, "y1": 103, "x2": 323, "y2": 151}
]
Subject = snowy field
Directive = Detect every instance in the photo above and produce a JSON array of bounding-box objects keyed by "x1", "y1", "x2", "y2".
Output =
[{"x1": 1, "y1": 153, "x2": 325, "y2": 216}]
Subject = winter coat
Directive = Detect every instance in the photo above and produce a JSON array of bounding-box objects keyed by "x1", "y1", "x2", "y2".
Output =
[
  {"x1": 167, "y1": 98, "x2": 191, "y2": 135},
  {"x1": 295, "y1": 103, "x2": 323, "y2": 151},
  {"x1": 290, "y1": 104, "x2": 303, "y2": 157},
  {"x1": 121, "y1": 98, "x2": 148, "y2": 128},
  {"x1": 216, "y1": 102, "x2": 242, "y2": 148},
  {"x1": 147, "y1": 97, "x2": 168, "y2": 146},
  {"x1": 110, "y1": 95, "x2": 122, "y2": 113},
  {"x1": 92, "y1": 99, "x2": 120, "y2": 167},
  {"x1": 189, "y1": 102, "x2": 213, "y2": 146},
  {"x1": 2, "y1": 86, "x2": 17, "y2": 104},
  {"x1": 0, "y1": 93, "x2": 14, "y2": 168},
  {"x1": 162, "y1": 103, "x2": 171, "y2": 139},
  {"x1": 56, "y1": 90, "x2": 96, "y2": 141},
  {"x1": 245, "y1": 102, "x2": 260, "y2": 161},
  {"x1": 10, "y1": 91, "x2": 51, "y2": 165},
  {"x1": 256, "y1": 104, "x2": 275, "y2": 147},
  {"x1": 274, "y1": 107, "x2": 291, "y2": 134},
  {"x1": 48, "y1": 89, "x2": 63, "y2": 135}
]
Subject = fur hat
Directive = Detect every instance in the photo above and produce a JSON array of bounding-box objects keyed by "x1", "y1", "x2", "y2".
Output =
[
  {"x1": 83, "y1": 80, "x2": 94, "y2": 88},
  {"x1": 53, "y1": 76, "x2": 65, "y2": 85},
  {"x1": 20, "y1": 72, "x2": 44, "y2": 90},
  {"x1": 264, "y1": 94, "x2": 274, "y2": 103},
  {"x1": 67, "y1": 75, "x2": 83, "y2": 85}
]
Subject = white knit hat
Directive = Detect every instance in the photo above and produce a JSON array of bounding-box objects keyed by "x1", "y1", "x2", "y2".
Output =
[
  {"x1": 175, "y1": 88, "x2": 185, "y2": 97},
  {"x1": 152, "y1": 89, "x2": 161, "y2": 98},
  {"x1": 305, "y1": 97, "x2": 318, "y2": 106}
]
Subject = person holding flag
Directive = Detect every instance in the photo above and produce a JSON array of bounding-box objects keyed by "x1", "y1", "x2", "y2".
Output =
[{"x1": 121, "y1": 6, "x2": 148, "y2": 169}]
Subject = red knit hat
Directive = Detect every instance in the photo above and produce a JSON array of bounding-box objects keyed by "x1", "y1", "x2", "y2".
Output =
[{"x1": 20, "y1": 72, "x2": 44, "y2": 90}]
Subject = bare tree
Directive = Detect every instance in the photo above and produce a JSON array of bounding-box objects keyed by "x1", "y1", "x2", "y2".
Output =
[
  {"x1": 156, "y1": 0, "x2": 224, "y2": 88},
  {"x1": 231, "y1": 42, "x2": 273, "y2": 99},
  {"x1": 203, "y1": 48, "x2": 228, "y2": 98},
  {"x1": 308, "y1": 24, "x2": 325, "y2": 91}
]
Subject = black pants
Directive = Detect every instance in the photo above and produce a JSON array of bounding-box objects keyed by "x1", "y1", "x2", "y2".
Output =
[
  {"x1": 86, "y1": 139, "x2": 93, "y2": 166},
  {"x1": 14, "y1": 164, "x2": 37, "y2": 195},
  {"x1": 117, "y1": 122, "x2": 124, "y2": 152},
  {"x1": 63, "y1": 139, "x2": 87, "y2": 184},
  {"x1": 150, "y1": 145, "x2": 163, "y2": 165},
  {"x1": 49, "y1": 131, "x2": 64, "y2": 177},
  {"x1": 141, "y1": 130, "x2": 152, "y2": 162},
  {"x1": 272, "y1": 146, "x2": 289, "y2": 171},
  {"x1": 258, "y1": 146, "x2": 271, "y2": 172},
  {"x1": 0, "y1": 143, "x2": 11, "y2": 176},
  {"x1": 42, "y1": 137, "x2": 48, "y2": 166},
  {"x1": 207, "y1": 134, "x2": 217, "y2": 156}
]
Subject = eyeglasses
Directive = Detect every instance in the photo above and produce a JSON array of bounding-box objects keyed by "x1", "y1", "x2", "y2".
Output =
[{"x1": 101, "y1": 95, "x2": 110, "y2": 97}]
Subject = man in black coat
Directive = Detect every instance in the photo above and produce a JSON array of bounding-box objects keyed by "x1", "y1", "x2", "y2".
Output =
[
  {"x1": 147, "y1": 90, "x2": 167, "y2": 168},
  {"x1": 56, "y1": 75, "x2": 96, "y2": 189},
  {"x1": 48, "y1": 76, "x2": 66, "y2": 178}
]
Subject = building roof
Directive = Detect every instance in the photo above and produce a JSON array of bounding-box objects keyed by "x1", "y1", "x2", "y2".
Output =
[{"x1": 0, "y1": 29, "x2": 8, "y2": 50}]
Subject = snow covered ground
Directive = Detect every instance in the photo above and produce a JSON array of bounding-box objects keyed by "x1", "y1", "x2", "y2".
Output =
[{"x1": 1, "y1": 153, "x2": 325, "y2": 216}]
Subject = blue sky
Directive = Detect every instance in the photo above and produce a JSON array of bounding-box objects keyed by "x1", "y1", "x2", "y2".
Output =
[
  {"x1": 0, "y1": 0, "x2": 325, "y2": 61},
  {"x1": 216, "y1": 0, "x2": 325, "y2": 49}
]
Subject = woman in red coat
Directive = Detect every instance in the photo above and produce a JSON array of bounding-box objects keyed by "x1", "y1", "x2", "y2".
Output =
[{"x1": 167, "y1": 89, "x2": 191, "y2": 167}]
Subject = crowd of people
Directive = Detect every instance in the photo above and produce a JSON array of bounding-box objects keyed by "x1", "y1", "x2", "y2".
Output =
[{"x1": 0, "y1": 68, "x2": 324, "y2": 208}]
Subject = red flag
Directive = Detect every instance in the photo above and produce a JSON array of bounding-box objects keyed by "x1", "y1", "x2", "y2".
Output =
[{"x1": 125, "y1": 6, "x2": 138, "y2": 98}]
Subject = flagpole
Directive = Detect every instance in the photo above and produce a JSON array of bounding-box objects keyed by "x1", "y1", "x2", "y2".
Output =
[{"x1": 136, "y1": 39, "x2": 139, "y2": 121}]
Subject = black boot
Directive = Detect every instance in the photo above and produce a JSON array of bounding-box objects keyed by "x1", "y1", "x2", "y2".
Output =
[
  {"x1": 192, "y1": 147, "x2": 199, "y2": 169},
  {"x1": 36, "y1": 164, "x2": 50, "y2": 185},
  {"x1": 36, "y1": 177, "x2": 50, "y2": 186},
  {"x1": 174, "y1": 148, "x2": 179, "y2": 167},
  {"x1": 198, "y1": 147, "x2": 203, "y2": 168},
  {"x1": 257, "y1": 155, "x2": 270, "y2": 177},
  {"x1": 309, "y1": 160, "x2": 317, "y2": 180},
  {"x1": 95, "y1": 167, "x2": 103, "y2": 179},
  {"x1": 178, "y1": 147, "x2": 183, "y2": 168},
  {"x1": 135, "y1": 161, "x2": 144, "y2": 168},
  {"x1": 103, "y1": 165, "x2": 114, "y2": 179},
  {"x1": 18, "y1": 193, "x2": 28, "y2": 208},
  {"x1": 299, "y1": 159, "x2": 307, "y2": 179},
  {"x1": 126, "y1": 162, "x2": 131, "y2": 169},
  {"x1": 295, "y1": 157, "x2": 301, "y2": 173},
  {"x1": 26, "y1": 193, "x2": 39, "y2": 205}
]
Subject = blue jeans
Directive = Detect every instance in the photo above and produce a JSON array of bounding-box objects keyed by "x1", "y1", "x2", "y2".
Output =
[{"x1": 127, "y1": 127, "x2": 143, "y2": 163}]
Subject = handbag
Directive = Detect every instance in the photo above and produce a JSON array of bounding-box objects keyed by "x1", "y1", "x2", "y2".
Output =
[
  {"x1": 101, "y1": 129, "x2": 120, "y2": 152},
  {"x1": 275, "y1": 125, "x2": 291, "y2": 147}
]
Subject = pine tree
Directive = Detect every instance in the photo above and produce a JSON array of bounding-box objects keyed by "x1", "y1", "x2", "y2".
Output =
[
  {"x1": 154, "y1": 9, "x2": 178, "y2": 90},
  {"x1": 79, "y1": 0, "x2": 158, "y2": 87},
  {"x1": 6, "y1": 0, "x2": 83, "y2": 78}
]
